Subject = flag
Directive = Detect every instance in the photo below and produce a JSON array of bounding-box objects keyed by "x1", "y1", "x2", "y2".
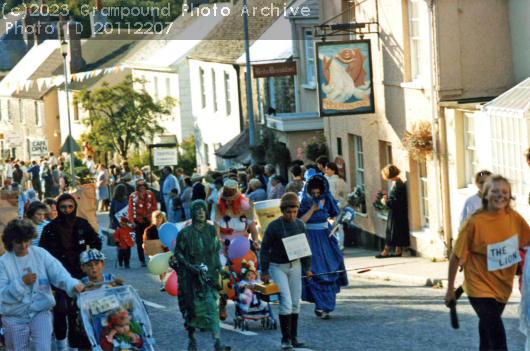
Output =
[
  {"x1": 95, "y1": 69, "x2": 103, "y2": 77},
  {"x1": 37, "y1": 78, "x2": 44, "y2": 91}
]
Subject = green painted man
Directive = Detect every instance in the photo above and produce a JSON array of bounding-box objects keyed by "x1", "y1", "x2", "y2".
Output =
[{"x1": 173, "y1": 200, "x2": 231, "y2": 351}]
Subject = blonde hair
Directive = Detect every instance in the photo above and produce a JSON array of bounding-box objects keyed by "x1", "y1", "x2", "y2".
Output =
[
  {"x1": 381, "y1": 164, "x2": 401, "y2": 180},
  {"x1": 151, "y1": 210, "x2": 167, "y2": 224}
]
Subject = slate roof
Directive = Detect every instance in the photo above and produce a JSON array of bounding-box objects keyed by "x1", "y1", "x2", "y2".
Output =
[
  {"x1": 0, "y1": 12, "x2": 28, "y2": 71},
  {"x1": 55, "y1": 31, "x2": 144, "y2": 91},
  {"x1": 286, "y1": 0, "x2": 319, "y2": 19},
  {"x1": 187, "y1": 0, "x2": 288, "y2": 63}
]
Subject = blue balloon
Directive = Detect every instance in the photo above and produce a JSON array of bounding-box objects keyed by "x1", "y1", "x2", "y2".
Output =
[{"x1": 159, "y1": 222, "x2": 178, "y2": 249}]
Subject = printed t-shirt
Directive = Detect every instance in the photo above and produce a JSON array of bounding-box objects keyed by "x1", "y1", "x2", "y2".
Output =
[{"x1": 453, "y1": 209, "x2": 530, "y2": 303}]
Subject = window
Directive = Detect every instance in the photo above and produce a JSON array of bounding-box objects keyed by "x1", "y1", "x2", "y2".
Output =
[
  {"x1": 200, "y1": 68, "x2": 206, "y2": 109},
  {"x1": 204, "y1": 143, "x2": 209, "y2": 165},
  {"x1": 214, "y1": 143, "x2": 224, "y2": 171},
  {"x1": 35, "y1": 101, "x2": 41, "y2": 126},
  {"x1": 353, "y1": 135, "x2": 364, "y2": 191},
  {"x1": 141, "y1": 75, "x2": 146, "y2": 91},
  {"x1": 304, "y1": 29, "x2": 316, "y2": 85},
  {"x1": 268, "y1": 78, "x2": 276, "y2": 109},
  {"x1": 418, "y1": 160, "x2": 429, "y2": 227},
  {"x1": 409, "y1": 0, "x2": 422, "y2": 82},
  {"x1": 19, "y1": 100, "x2": 25, "y2": 124},
  {"x1": 464, "y1": 112, "x2": 478, "y2": 186},
  {"x1": 379, "y1": 141, "x2": 393, "y2": 192},
  {"x1": 224, "y1": 72, "x2": 231, "y2": 116},
  {"x1": 165, "y1": 78, "x2": 171, "y2": 97},
  {"x1": 154, "y1": 76, "x2": 159, "y2": 103},
  {"x1": 337, "y1": 137, "x2": 343, "y2": 156},
  {"x1": 73, "y1": 102, "x2": 79, "y2": 121},
  {"x1": 212, "y1": 69, "x2": 218, "y2": 112},
  {"x1": 7, "y1": 100, "x2": 11, "y2": 122},
  {"x1": 490, "y1": 115, "x2": 528, "y2": 198}
]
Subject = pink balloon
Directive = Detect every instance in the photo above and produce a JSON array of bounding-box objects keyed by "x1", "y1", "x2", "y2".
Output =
[
  {"x1": 166, "y1": 271, "x2": 178, "y2": 296},
  {"x1": 240, "y1": 199, "x2": 250, "y2": 210}
]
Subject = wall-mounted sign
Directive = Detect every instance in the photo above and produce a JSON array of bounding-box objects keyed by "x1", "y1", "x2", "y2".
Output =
[
  {"x1": 253, "y1": 62, "x2": 297, "y2": 78},
  {"x1": 335, "y1": 156, "x2": 346, "y2": 181},
  {"x1": 5, "y1": 131, "x2": 23, "y2": 146},
  {"x1": 154, "y1": 148, "x2": 178, "y2": 166},
  {"x1": 316, "y1": 40, "x2": 375, "y2": 117},
  {"x1": 29, "y1": 139, "x2": 48, "y2": 158}
]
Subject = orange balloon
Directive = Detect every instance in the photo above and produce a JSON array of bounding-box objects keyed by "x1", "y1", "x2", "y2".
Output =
[{"x1": 229, "y1": 251, "x2": 257, "y2": 274}]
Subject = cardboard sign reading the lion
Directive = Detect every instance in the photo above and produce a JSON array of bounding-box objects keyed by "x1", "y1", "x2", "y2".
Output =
[
  {"x1": 69, "y1": 183, "x2": 98, "y2": 232},
  {"x1": 316, "y1": 40, "x2": 375, "y2": 117}
]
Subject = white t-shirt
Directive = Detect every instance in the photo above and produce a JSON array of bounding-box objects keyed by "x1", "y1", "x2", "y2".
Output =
[
  {"x1": 459, "y1": 193, "x2": 482, "y2": 229},
  {"x1": 84, "y1": 159, "x2": 95, "y2": 174},
  {"x1": 49, "y1": 156, "x2": 58, "y2": 166},
  {"x1": 5, "y1": 163, "x2": 13, "y2": 178}
]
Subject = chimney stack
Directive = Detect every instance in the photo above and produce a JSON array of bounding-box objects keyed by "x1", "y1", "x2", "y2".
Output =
[
  {"x1": 33, "y1": 0, "x2": 57, "y2": 46},
  {"x1": 22, "y1": 7, "x2": 36, "y2": 51},
  {"x1": 90, "y1": 0, "x2": 108, "y2": 36},
  {"x1": 183, "y1": 0, "x2": 211, "y2": 13},
  {"x1": 60, "y1": 19, "x2": 86, "y2": 75}
]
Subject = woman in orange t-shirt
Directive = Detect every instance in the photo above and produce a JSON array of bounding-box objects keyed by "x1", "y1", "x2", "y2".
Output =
[{"x1": 446, "y1": 175, "x2": 530, "y2": 350}]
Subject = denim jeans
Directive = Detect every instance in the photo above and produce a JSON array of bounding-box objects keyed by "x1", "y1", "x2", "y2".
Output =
[{"x1": 270, "y1": 260, "x2": 302, "y2": 315}]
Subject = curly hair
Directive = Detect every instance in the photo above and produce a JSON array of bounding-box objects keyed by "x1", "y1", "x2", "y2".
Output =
[
  {"x1": 306, "y1": 176, "x2": 325, "y2": 195},
  {"x1": 2, "y1": 220, "x2": 38, "y2": 252}
]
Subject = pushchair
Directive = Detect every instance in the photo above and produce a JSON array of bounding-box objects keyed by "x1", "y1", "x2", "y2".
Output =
[
  {"x1": 227, "y1": 261, "x2": 278, "y2": 331},
  {"x1": 76, "y1": 282, "x2": 155, "y2": 351}
]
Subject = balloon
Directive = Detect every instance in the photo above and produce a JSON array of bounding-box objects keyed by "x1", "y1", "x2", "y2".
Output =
[
  {"x1": 166, "y1": 271, "x2": 178, "y2": 296},
  {"x1": 148, "y1": 251, "x2": 172, "y2": 275},
  {"x1": 230, "y1": 250, "x2": 257, "y2": 275},
  {"x1": 159, "y1": 223, "x2": 178, "y2": 249},
  {"x1": 228, "y1": 236, "x2": 250, "y2": 260},
  {"x1": 240, "y1": 198, "x2": 250, "y2": 210},
  {"x1": 220, "y1": 254, "x2": 227, "y2": 267}
]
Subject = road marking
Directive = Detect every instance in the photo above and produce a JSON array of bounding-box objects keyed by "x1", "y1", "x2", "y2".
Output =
[
  {"x1": 142, "y1": 300, "x2": 166, "y2": 309},
  {"x1": 219, "y1": 322, "x2": 257, "y2": 336}
]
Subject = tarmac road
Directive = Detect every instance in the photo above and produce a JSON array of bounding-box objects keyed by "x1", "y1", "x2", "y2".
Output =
[{"x1": 96, "y1": 213, "x2": 527, "y2": 351}]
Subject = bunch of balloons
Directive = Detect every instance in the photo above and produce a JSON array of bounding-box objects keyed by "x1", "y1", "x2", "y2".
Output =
[
  {"x1": 219, "y1": 237, "x2": 257, "y2": 299},
  {"x1": 147, "y1": 223, "x2": 180, "y2": 296}
]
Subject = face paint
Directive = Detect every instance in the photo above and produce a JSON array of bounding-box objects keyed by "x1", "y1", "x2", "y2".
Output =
[
  {"x1": 196, "y1": 207, "x2": 207, "y2": 223},
  {"x1": 59, "y1": 199, "x2": 75, "y2": 214}
]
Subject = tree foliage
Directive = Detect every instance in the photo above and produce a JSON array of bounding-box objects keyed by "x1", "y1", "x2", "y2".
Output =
[
  {"x1": 75, "y1": 74, "x2": 176, "y2": 160},
  {"x1": 178, "y1": 135, "x2": 197, "y2": 176}
]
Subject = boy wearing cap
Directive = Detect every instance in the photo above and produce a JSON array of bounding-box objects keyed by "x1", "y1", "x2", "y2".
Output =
[
  {"x1": 113, "y1": 217, "x2": 134, "y2": 268},
  {"x1": 80, "y1": 249, "x2": 124, "y2": 290}
]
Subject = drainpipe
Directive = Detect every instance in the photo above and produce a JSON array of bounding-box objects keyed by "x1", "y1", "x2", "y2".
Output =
[
  {"x1": 290, "y1": 19, "x2": 301, "y2": 113},
  {"x1": 439, "y1": 106, "x2": 453, "y2": 256},
  {"x1": 426, "y1": 1, "x2": 444, "y2": 253}
]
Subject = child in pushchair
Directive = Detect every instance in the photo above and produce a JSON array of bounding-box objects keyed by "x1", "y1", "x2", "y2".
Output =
[{"x1": 236, "y1": 261, "x2": 267, "y2": 312}]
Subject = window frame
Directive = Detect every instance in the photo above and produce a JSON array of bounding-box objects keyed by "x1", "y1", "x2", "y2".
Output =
[
  {"x1": 35, "y1": 101, "x2": 42, "y2": 126},
  {"x1": 165, "y1": 77, "x2": 171, "y2": 97},
  {"x1": 353, "y1": 135, "x2": 365, "y2": 192},
  {"x1": 304, "y1": 29, "x2": 316, "y2": 86},
  {"x1": 212, "y1": 69, "x2": 218, "y2": 113},
  {"x1": 19, "y1": 99, "x2": 25, "y2": 124},
  {"x1": 224, "y1": 72, "x2": 231, "y2": 116},
  {"x1": 200, "y1": 68, "x2": 207, "y2": 109},
  {"x1": 418, "y1": 160, "x2": 429, "y2": 228},
  {"x1": 490, "y1": 114, "x2": 528, "y2": 199},
  {"x1": 408, "y1": 0, "x2": 422, "y2": 83},
  {"x1": 7, "y1": 99, "x2": 12, "y2": 122},
  {"x1": 204, "y1": 143, "x2": 210, "y2": 165},
  {"x1": 463, "y1": 112, "x2": 478, "y2": 187},
  {"x1": 268, "y1": 77, "x2": 276, "y2": 109}
]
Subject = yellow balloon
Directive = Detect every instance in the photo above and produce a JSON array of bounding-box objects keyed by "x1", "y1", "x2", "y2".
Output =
[{"x1": 148, "y1": 251, "x2": 172, "y2": 275}]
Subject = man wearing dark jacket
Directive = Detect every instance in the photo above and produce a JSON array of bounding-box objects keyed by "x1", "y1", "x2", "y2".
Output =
[
  {"x1": 39, "y1": 193, "x2": 102, "y2": 351},
  {"x1": 191, "y1": 176, "x2": 206, "y2": 201}
]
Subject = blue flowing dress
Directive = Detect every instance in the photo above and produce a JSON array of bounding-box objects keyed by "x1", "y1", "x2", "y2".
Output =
[{"x1": 298, "y1": 173, "x2": 348, "y2": 312}]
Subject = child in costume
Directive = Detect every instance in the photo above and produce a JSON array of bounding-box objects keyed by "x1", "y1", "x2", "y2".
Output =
[
  {"x1": 100, "y1": 308, "x2": 143, "y2": 351},
  {"x1": 113, "y1": 217, "x2": 135, "y2": 268},
  {"x1": 237, "y1": 261, "x2": 267, "y2": 312},
  {"x1": 79, "y1": 249, "x2": 124, "y2": 290}
]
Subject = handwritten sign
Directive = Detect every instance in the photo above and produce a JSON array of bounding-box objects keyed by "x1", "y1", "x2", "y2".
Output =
[
  {"x1": 487, "y1": 235, "x2": 521, "y2": 271},
  {"x1": 115, "y1": 205, "x2": 128, "y2": 223},
  {"x1": 282, "y1": 233, "x2": 311, "y2": 261}
]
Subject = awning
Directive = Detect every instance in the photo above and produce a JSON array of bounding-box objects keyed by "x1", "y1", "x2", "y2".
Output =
[{"x1": 482, "y1": 77, "x2": 530, "y2": 118}]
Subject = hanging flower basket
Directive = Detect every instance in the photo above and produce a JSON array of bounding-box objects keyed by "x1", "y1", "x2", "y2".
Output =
[
  {"x1": 373, "y1": 189, "x2": 389, "y2": 215},
  {"x1": 401, "y1": 120, "x2": 433, "y2": 161}
]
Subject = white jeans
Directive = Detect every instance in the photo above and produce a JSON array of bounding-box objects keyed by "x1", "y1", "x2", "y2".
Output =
[
  {"x1": 2, "y1": 311, "x2": 52, "y2": 351},
  {"x1": 270, "y1": 260, "x2": 302, "y2": 315}
]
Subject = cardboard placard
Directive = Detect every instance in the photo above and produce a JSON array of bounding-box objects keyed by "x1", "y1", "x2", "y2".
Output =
[
  {"x1": 69, "y1": 184, "x2": 98, "y2": 232},
  {"x1": 143, "y1": 239, "x2": 165, "y2": 256}
]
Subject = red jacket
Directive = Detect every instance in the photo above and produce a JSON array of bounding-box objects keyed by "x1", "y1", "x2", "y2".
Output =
[
  {"x1": 128, "y1": 190, "x2": 157, "y2": 224},
  {"x1": 113, "y1": 226, "x2": 134, "y2": 249}
]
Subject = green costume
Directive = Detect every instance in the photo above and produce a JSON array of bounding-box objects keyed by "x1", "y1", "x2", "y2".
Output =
[{"x1": 173, "y1": 200, "x2": 231, "y2": 351}]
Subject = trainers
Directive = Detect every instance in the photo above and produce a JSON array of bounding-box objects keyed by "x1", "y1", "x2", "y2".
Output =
[
  {"x1": 314, "y1": 308, "x2": 323, "y2": 317},
  {"x1": 321, "y1": 311, "x2": 331, "y2": 319},
  {"x1": 160, "y1": 285, "x2": 166, "y2": 292}
]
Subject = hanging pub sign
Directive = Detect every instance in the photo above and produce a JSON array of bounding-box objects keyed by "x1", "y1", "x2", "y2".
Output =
[
  {"x1": 253, "y1": 62, "x2": 297, "y2": 78},
  {"x1": 316, "y1": 39, "x2": 375, "y2": 117}
]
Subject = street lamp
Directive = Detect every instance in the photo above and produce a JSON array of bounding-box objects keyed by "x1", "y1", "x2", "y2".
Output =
[
  {"x1": 60, "y1": 37, "x2": 76, "y2": 188},
  {"x1": 243, "y1": 0, "x2": 256, "y2": 164}
]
